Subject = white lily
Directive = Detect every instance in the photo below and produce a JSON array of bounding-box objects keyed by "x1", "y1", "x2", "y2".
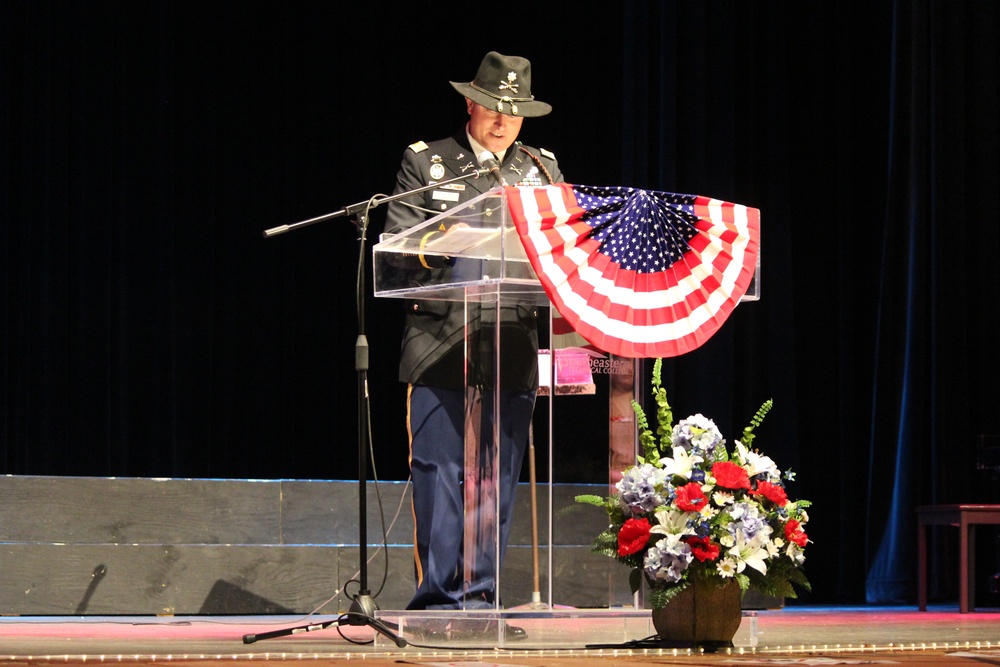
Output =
[
  {"x1": 728, "y1": 532, "x2": 770, "y2": 575},
  {"x1": 744, "y1": 450, "x2": 777, "y2": 478},
  {"x1": 765, "y1": 539, "x2": 781, "y2": 558},
  {"x1": 661, "y1": 446, "x2": 704, "y2": 479},
  {"x1": 650, "y1": 506, "x2": 693, "y2": 538}
]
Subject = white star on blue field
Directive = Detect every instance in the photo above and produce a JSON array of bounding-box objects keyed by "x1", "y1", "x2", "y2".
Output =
[{"x1": 572, "y1": 185, "x2": 700, "y2": 273}]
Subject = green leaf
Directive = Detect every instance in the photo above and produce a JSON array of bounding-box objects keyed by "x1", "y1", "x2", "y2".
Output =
[
  {"x1": 741, "y1": 398, "x2": 773, "y2": 448},
  {"x1": 632, "y1": 398, "x2": 660, "y2": 465},
  {"x1": 735, "y1": 573, "x2": 750, "y2": 595},
  {"x1": 592, "y1": 529, "x2": 618, "y2": 552},
  {"x1": 788, "y1": 567, "x2": 812, "y2": 591},
  {"x1": 629, "y1": 567, "x2": 642, "y2": 596},
  {"x1": 631, "y1": 358, "x2": 677, "y2": 463},
  {"x1": 649, "y1": 581, "x2": 689, "y2": 609},
  {"x1": 654, "y1": 387, "x2": 673, "y2": 443},
  {"x1": 575, "y1": 494, "x2": 606, "y2": 507}
]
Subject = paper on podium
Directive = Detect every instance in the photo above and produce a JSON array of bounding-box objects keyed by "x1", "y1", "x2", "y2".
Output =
[
  {"x1": 373, "y1": 187, "x2": 545, "y2": 302},
  {"x1": 422, "y1": 225, "x2": 526, "y2": 260}
]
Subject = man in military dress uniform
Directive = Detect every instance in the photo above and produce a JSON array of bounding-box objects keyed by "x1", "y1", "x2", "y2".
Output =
[{"x1": 383, "y1": 51, "x2": 562, "y2": 618}]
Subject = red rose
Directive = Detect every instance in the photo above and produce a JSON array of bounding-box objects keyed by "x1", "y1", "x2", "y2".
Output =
[
  {"x1": 785, "y1": 519, "x2": 808, "y2": 547},
  {"x1": 617, "y1": 517, "x2": 653, "y2": 556},
  {"x1": 675, "y1": 482, "x2": 708, "y2": 512},
  {"x1": 684, "y1": 535, "x2": 721, "y2": 562},
  {"x1": 752, "y1": 480, "x2": 789, "y2": 506},
  {"x1": 712, "y1": 461, "x2": 751, "y2": 490}
]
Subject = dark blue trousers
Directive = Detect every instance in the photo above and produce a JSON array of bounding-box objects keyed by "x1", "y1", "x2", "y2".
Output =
[{"x1": 405, "y1": 384, "x2": 535, "y2": 610}]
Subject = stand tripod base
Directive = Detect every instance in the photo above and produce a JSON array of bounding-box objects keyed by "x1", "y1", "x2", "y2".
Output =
[
  {"x1": 242, "y1": 591, "x2": 406, "y2": 647},
  {"x1": 348, "y1": 591, "x2": 379, "y2": 623}
]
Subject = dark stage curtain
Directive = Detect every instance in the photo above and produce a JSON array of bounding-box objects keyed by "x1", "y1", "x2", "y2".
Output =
[
  {"x1": 619, "y1": 1, "x2": 1000, "y2": 605},
  {"x1": 1, "y1": 3, "x2": 626, "y2": 478},
  {"x1": 3, "y1": 1, "x2": 999, "y2": 605},
  {"x1": 864, "y1": 1, "x2": 1000, "y2": 603},
  {"x1": 621, "y1": 2, "x2": 889, "y2": 604}
]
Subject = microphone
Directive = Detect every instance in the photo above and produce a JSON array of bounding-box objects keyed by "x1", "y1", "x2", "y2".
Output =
[{"x1": 477, "y1": 150, "x2": 508, "y2": 186}]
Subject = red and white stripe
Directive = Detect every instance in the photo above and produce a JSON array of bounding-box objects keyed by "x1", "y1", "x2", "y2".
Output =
[{"x1": 506, "y1": 183, "x2": 760, "y2": 358}]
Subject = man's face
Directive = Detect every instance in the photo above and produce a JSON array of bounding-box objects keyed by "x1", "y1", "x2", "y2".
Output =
[{"x1": 466, "y1": 97, "x2": 524, "y2": 154}]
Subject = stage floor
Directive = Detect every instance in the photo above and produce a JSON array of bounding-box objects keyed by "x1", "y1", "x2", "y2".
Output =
[{"x1": 1, "y1": 605, "x2": 999, "y2": 665}]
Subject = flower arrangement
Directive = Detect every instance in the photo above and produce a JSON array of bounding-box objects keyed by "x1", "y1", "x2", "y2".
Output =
[{"x1": 578, "y1": 359, "x2": 811, "y2": 609}]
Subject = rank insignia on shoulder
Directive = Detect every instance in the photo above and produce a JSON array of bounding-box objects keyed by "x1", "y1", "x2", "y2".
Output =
[
  {"x1": 540, "y1": 148, "x2": 555, "y2": 160},
  {"x1": 408, "y1": 141, "x2": 429, "y2": 153}
]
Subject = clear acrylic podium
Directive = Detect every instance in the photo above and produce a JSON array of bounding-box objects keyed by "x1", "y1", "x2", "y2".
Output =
[
  {"x1": 372, "y1": 187, "x2": 761, "y2": 648},
  {"x1": 373, "y1": 187, "x2": 544, "y2": 302},
  {"x1": 374, "y1": 187, "x2": 588, "y2": 646},
  {"x1": 373, "y1": 186, "x2": 548, "y2": 605}
]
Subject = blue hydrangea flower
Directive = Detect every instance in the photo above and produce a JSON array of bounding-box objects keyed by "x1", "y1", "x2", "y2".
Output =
[
  {"x1": 672, "y1": 414, "x2": 725, "y2": 458},
  {"x1": 616, "y1": 463, "x2": 668, "y2": 513},
  {"x1": 728, "y1": 501, "x2": 771, "y2": 541},
  {"x1": 643, "y1": 538, "x2": 694, "y2": 584}
]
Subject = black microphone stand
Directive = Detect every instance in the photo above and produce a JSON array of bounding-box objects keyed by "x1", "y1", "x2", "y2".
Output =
[{"x1": 244, "y1": 167, "x2": 492, "y2": 647}]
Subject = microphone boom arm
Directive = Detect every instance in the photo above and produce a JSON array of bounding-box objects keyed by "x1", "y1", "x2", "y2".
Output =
[{"x1": 262, "y1": 168, "x2": 492, "y2": 238}]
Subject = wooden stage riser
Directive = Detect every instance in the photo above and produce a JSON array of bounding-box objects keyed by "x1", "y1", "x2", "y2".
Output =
[
  {"x1": 0, "y1": 475, "x2": 623, "y2": 615},
  {"x1": 0, "y1": 476, "x2": 604, "y2": 545},
  {"x1": 0, "y1": 543, "x2": 618, "y2": 615}
]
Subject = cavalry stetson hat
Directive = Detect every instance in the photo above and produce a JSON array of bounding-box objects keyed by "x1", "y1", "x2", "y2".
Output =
[{"x1": 450, "y1": 51, "x2": 552, "y2": 117}]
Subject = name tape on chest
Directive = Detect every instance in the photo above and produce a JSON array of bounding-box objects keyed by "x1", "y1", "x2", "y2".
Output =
[{"x1": 431, "y1": 190, "x2": 460, "y2": 202}]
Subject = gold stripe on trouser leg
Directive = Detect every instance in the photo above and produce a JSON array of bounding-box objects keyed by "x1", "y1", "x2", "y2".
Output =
[{"x1": 406, "y1": 384, "x2": 423, "y2": 586}]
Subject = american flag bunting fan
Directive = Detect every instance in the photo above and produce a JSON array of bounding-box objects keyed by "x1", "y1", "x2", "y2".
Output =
[{"x1": 505, "y1": 183, "x2": 760, "y2": 358}]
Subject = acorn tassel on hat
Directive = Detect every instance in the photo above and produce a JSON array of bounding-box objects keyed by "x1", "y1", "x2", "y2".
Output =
[{"x1": 450, "y1": 51, "x2": 552, "y2": 117}]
